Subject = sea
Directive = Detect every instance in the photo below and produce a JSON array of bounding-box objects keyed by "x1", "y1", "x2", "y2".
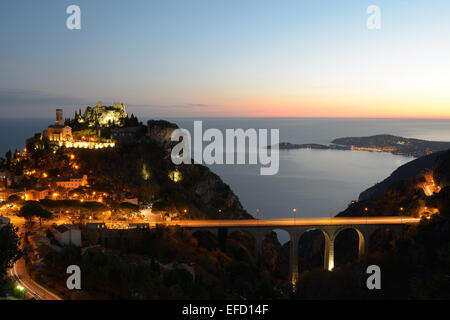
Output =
[{"x1": 2, "y1": 117, "x2": 450, "y2": 225}]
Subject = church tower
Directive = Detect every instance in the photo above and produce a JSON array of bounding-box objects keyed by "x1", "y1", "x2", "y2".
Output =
[{"x1": 56, "y1": 109, "x2": 64, "y2": 126}]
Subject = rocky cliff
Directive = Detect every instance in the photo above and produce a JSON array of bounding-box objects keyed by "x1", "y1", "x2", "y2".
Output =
[{"x1": 144, "y1": 119, "x2": 252, "y2": 220}]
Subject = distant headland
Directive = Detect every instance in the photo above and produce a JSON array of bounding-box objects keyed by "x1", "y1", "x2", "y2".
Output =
[{"x1": 274, "y1": 134, "x2": 450, "y2": 158}]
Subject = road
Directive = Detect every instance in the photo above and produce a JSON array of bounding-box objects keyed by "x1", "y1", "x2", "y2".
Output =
[
  {"x1": 6, "y1": 220, "x2": 63, "y2": 300},
  {"x1": 165, "y1": 216, "x2": 421, "y2": 228},
  {"x1": 5, "y1": 215, "x2": 419, "y2": 300},
  {"x1": 9, "y1": 258, "x2": 62, "y2": 300}
]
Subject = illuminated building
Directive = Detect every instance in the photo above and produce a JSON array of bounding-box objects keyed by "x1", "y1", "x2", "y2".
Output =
[
  {"x1": 25, "y1": 187, "x2": 49, "y2": 201},
  {"x1": 76, "y1": 101, "x2": 127, "y2": 127},
  {"x1": 43, "y1": 109, "x2": 73, "y2": 142},
  {"x1": 27, "y1": 107, "x2": 118, "y2": 151},
  {"x1": 55, "y1": 174, "x2": 88, "y2": 190},
  {"x1": 57, "y1": 140, "x2": 115, "y2": 149}
]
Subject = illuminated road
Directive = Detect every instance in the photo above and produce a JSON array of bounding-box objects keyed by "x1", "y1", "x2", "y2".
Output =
[
  {"x1": 4, "y1": 215, "x2": 420, "y2": 300},
  {"x1": 6, "y1": 221, "x2": 63, "y2": 300},
  {"x1": 165, "y1": 216, "x2": 420, "y2": 228},
  {"x1": 9, "y1": 258, "x2": 62, "y2": 300}
]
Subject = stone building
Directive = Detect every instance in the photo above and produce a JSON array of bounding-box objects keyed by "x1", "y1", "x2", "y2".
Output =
[
  {"x1": 25, "y1": 187, "x2": 49, "y2": 201},
  {"x1": 43, "y1": 109, "x2": 73, "y2": 142},
  {"x1": 77, "y1": 101, "x2": 127, "y2": 127},
  {"x1": 54, "y1": 174, "x2": 88, "y2": 190},
  {"x1": 54, "y1": 224, "x2": 82, "y2": 247}
]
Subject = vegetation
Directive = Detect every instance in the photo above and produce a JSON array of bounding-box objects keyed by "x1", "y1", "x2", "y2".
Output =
[
  {"x1": 18, "y1": 201, "x2": 52, "y2": 226},
  {"x1": 41, "y1": 226, "x2": 285, "y2": 299},
  {"x1": 0, "y1": 224, "x2": 22, "y2": 278}
]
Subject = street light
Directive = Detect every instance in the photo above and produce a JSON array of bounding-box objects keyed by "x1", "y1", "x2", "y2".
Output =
[
  {"x1": 364, "y1": 207, "x2": 369, "y2": 224},
  {"x1": 292, "y1": 208, "x2": 297, "y2": 224}
]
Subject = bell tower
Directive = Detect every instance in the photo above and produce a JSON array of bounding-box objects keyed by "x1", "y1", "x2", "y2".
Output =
[{"x1": 56, "y1": 109, "x2": 64, "y2": 126}]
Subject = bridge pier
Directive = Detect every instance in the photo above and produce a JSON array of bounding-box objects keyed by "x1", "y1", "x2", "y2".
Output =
[
  {"x1": 324, "y1": 234, "x2": 335, "y2": 271},
  {"x1": 358, "y1": 229, "x2": 369, "y2": 258},
  {"x1": 289, "y1": 231, "x2": 302, "y2": 288},
  {"x1": 246, "y1": 229, "x2": 268, "y2": 266}
]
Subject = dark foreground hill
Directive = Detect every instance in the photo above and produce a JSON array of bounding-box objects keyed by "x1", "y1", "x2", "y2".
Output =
[{"x1": 359, "y1": 151, "x2": 444, "y2": 201}]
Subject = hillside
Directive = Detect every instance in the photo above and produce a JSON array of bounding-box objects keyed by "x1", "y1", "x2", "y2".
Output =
[
  {"x1": 70, "y1": 120, "x2": 253, "y2": 220},
  {"x1": 339, "y1": 149, "x2": 450, "y2": 218}
]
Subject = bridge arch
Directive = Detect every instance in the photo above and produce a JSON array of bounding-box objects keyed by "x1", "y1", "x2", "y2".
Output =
[
  {"x1": 297, "y1": 229, "x2": 330, "y2": 273},
  {"x1": 332, "y1": 227, "x2": 365, "y2": 268}
]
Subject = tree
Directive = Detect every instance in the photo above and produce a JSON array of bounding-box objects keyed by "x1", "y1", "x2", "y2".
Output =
[
  {"x1": 0, "y1": 224, "x2": 22, "y2": 278},
  {"x1": 7, "y1": 194, "x2": 23, "y2": 204},
  {"x1": 110, "y1": 202, "x2": 139, "y2": 220},
  {"x1": 18, "y1": 201, "x2": 52, "y2": 226},
  {"x1": 5, "y1": 150, "x2": 12, "y2": 164}
]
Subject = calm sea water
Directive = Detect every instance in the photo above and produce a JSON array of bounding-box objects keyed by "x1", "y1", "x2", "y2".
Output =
[
  {"x1": 167, "y1": 118, "x2": 450, "y2": 220},
  {"x1": 2, "y1": 118, "x2": 450, "y2": 222}
]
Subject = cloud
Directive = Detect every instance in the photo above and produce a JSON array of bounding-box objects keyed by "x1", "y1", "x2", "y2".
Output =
[
  {"x1": 159, "y1": 104, "x2": 208, "y2": 109},
  {"x1": 128, "y1": 103, "x2": 208, "y2": 109},
  {"x1": 0, "y1": 88, "x2": 212, "y2": 117},
  {"x1": 0, "y1": 88, "x2": 89, "y2": 107}
]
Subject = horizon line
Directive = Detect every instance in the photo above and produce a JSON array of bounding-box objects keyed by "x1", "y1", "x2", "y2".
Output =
[{"x1": 2, "y1": 116, "x2": 450, "y2": 120}]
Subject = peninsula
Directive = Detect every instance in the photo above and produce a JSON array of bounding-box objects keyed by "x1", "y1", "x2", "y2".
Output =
[{"x1": 276, "y1": 134, "x2": 450, "y2": 158}]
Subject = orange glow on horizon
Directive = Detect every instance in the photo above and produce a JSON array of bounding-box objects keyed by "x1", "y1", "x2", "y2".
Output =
[{"x1": 170, "y1": 90, "x2": 450, "y2": 118}]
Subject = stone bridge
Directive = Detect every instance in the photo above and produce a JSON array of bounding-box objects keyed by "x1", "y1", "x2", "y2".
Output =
[{"x1": 168, "y1": 217, "x2": 419, "y2": 286}]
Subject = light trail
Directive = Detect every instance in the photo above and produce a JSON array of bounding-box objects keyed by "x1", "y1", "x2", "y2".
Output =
[{"x1": 165, "y1": 216, "x2": 420, "y2": 228}]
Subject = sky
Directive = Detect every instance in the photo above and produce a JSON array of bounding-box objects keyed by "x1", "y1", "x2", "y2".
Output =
[{"x1": 0, "y1": 0, "x2": 450, "y2": 118}]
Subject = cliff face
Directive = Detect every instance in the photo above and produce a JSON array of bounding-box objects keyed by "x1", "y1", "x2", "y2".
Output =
[
  {"x1": 145, "y1": 120, "x2": 252, "y2": 220},
  {"x1": 192, "y1": 172, "x2": 249, "y2": 219},
  {"x1": 146, "y1": 120, "x2": 179, "y2": 152}
]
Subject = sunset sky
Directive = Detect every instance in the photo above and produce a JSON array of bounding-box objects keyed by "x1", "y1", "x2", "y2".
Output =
[{"x1": 1, "y1": 0, "x2": 450, "y2": 118}]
